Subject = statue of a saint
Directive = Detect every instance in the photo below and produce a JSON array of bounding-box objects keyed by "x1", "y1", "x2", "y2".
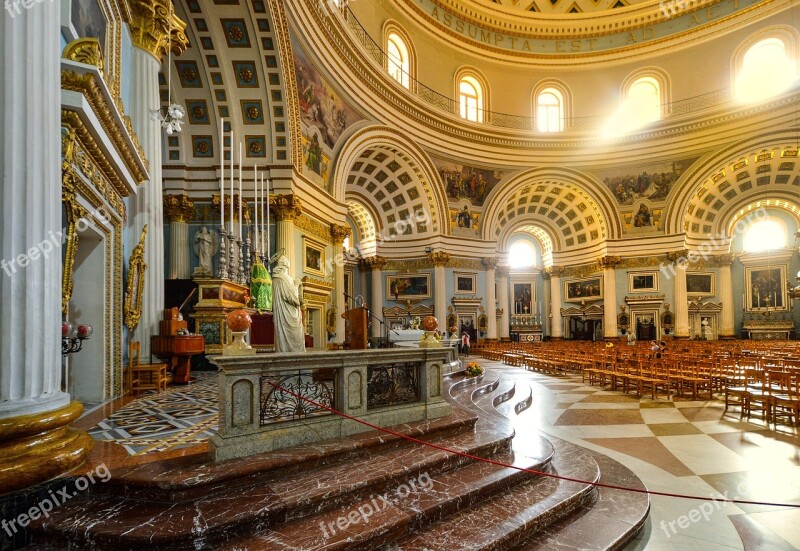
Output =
[
  {"x1": 193, "y1": 227, "x2": 218, "y2": 276},
  {"x1": 272, "y1": 255, "x2": 306, "y2": 353},
  {"x1": 250, "y1": 258, "x2": 273, "y2": 313}
]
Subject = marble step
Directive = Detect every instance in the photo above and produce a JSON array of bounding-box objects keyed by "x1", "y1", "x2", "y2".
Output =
[
  {"x1": 497, "y1": 381, "x2": 534, "y2": 418},
  {"x1": 92, "y1": 405, "x2": 481, "y2": 503},
  {"x1": 218, "y1": 445, "x2": 554, "y2": 550},
  {"x1": 382, "y1": 437, "x2": 602, "y2": 551},
  {"x1": 471, "y1": 370, "x2": 518, "y2": 419},
  {"x1": 515, "y1": 443, "x2": 650, "y2": 551},
  {"x1": 29, "y1": 408, "x2": 529, "y2": 549}
]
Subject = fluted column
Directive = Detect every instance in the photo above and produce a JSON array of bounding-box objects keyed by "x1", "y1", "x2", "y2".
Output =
[
  {"x1": 600, "y1": 256, "x2": 621, "y2": 338},
  {"x1": 547, "y1": 267, "x2": 564, "y2": 339},
  {"x1": 364, "y1": 256, "x2": 387, "y2": 339},
  {"x1": 0, "y1": 0, "x2": 92, "y2": 493},
  {"x1": 164, "y1": 195, "x2": 194, "y2": 279},
  {"x1": 496, "y1": 267, "x2": 510, "y2": 339},
  {"x1": 272, "y1": 194, "x2": 302, "y2": 279},
  {"x1": 429, "y1": 252, "x2": 450, "y2": 331},
  {"x1": 483, "y1": 258, "x2": 497, "y2": 340},
  {"x1": 331, "y1": 224, "x2": 350, "y2": 344},
  {"x1": 673, "y1": 258, "x2": 690, "y2": 338},
  {"x1": 126, "y1": 2, "x2": 188, "y2": 356},
  {"x1": 716, "y1": 255, "x2": 736, "y2": 338}
]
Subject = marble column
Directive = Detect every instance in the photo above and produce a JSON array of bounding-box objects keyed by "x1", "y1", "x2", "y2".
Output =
[
  {"x1": 331, "y1": 224, "x2": 350, "y2": 344},
  {"x1": 272, "y1": 194, "x2": 302, "y2": 279},
  {"x1": 126, "y1": 1, "x2": 188, "y2": 356},
  {"x1": 496, "y1": 267, "x2": 510, "y2": 340},
  {"x1": 483, "y1": 259, "x2": 497, "y2": 340},
  {"x1": 364, "y1": 256, "x2": 387, "y2": 339},
  {"x1": 717, "y1": 255, "x2": 736, "y2": 338},
  {"x1": 163, "y1": 195, "x2": 194, "y2": 279},
  {"x1": 547, "y1": 267, "x2": 564, "y2": 339},
  {"x1": 429, "y1": 252, "x2": 450, "y2": 331},
  {"x1": 600, "y1": 256, "x2": 621, "y2": 339},
  {"x1": 674, "y1": 259, "x2": 690, "y2": 338},
  {"x1": 0, "y1": 0, "x2": 92, "y2": 493}
]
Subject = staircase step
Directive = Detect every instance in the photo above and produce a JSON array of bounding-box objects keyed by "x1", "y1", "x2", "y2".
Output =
[
  {"x1": 472, "y1": 371, "x2": 517, "y2": 419},
  {"x1": 384, "y1": 437, "x2": 600, "y2": 551},
  {"x1": 218, "y1": 439, "x2": 554, "y2": 551}
]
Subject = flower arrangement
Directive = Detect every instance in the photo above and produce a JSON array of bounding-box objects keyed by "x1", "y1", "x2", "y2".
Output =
[{"x1": 465, "y1": 362, "x2": 484, "y2": 378}]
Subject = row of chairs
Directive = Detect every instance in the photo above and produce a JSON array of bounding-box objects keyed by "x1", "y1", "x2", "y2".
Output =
[{"x1": 724, "y1": 369, "x2": 800, "y2": 427}]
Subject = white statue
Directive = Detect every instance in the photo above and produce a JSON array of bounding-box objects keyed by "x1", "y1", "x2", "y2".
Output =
[
  {"x1": 193, "y1": 226, "x2": 218, "y2": 276},
  {"x1": 272, "y1": 255, "x2": 306, "y2": 353}
]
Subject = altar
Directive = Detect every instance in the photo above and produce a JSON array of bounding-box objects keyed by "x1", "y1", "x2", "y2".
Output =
[{"x1": 742, "y1": 320, "x2": 795, "y2": 340}]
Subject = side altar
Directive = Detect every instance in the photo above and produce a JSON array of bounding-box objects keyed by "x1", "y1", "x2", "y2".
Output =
[{"x1": 209, "y1": 348, "x2": 457, "y2": 461}]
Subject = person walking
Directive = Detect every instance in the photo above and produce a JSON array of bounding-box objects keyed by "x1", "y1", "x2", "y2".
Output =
[{"x1": 461, "y1": 332, "x2": 471, "y2": 357}]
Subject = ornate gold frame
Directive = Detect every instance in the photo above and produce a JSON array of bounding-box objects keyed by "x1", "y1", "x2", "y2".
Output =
[{"x1": 124, "y1": 225, "x2": 148, "y2": 332}]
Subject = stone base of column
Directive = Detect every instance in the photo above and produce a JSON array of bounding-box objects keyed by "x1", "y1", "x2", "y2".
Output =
[
  {"x1": 719, "y1": 334, "x2": 737, "y2": 340},
  {"x1": 672, "y1": 335, "x2": 690, "y2": 340},
  {"x1": 549, "y1": 336, "x2": 564, "y2": 341},
  {"x1": 0, "y1": 402, "x2": 93, "y2": 495},
  {"x1": 604, "y1": 336, "x2": 624, "y2": 342}
]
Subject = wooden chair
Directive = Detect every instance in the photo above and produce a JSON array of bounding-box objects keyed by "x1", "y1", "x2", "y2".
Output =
[
  {"x1": 128, "y1": 341, "x2": 168, "y2": 395},
  {"x1": 769, "y1": 372, "x2": 799, "y2": 427}
]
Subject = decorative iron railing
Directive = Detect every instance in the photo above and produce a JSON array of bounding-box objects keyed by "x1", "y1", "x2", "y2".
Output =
[
  {"x1": 367, "y1": 362, "x2": 421, "y2": 409},
  {"x1": 259, "y1": 370, "x2": 335, "y2": 425}
]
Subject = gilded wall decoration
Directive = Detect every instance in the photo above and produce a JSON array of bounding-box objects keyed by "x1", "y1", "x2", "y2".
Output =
[
  {"x1": 291, "y1": 34, "x2": 361, "y2": 149},
  {"x1": 433, "y1": 157, "x2": 503, "y2": 206},
  {"x1": 124, "y1": 225, "x2": 148, "y2": 332}
]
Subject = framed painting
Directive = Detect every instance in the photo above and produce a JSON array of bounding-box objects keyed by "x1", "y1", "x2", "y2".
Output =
[
  {"x1": 69, "y1": 0, "x2": 107, "y2": 51},
  {"x1": 629, "y1": 271, "x2": 658, "y2": 293},
  {"x1": 454, "y1": 272, "x2": 477, "y2": 295},
  {"x1": 303, "y1": 238, "x2": 325, "y2": 277},
  {"x1": 745, "y1": 265, "x2": 787, "y2": 311},
  {"x1": 686, "y1": 272, "x2": 715, "y2": 297},
  {"x1": 343, "y1": 269, "x2": 354, "y2": 306},
  {"x1": 386, "y1": 274, "x2": 431, "y2": 301},
  {"x1": 513, "y1": 282, "x2": 533, "y2": 314},
  {"x1": 564, "y1": 276, "x2": 603, "y2": 302}
]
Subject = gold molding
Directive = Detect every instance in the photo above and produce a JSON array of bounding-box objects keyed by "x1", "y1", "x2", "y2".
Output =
[
  {"x1": 63, "y1": 38, "x2": 105, "y2": 75},
  {"x1": 61, "y1": 70, "x2": 149, "y2": 180},
  {"x1": 330, "y1": 223, "x2": 351, "y2": 246},
  {"x1": 124, "y1": 225, "x2": 148, "y2": 332},
  {"x1": 272, "y1": 194, "x2": 304, "y2": 223},
  {"x1": 128, "y1": 0, "x2": 189, "y2": 62},
  {"x1": 362, "y1": 255, "x2": 388, "y2": 271},
  {"x1": 429, "y1": 251, "x2": 451, "y2": 268}
]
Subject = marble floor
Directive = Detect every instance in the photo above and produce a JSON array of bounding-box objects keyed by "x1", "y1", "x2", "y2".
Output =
[{"x1": 72, "y1": 360, "x2": 800, "y2": 550}]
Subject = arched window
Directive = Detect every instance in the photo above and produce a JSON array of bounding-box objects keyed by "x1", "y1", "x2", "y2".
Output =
[
  {"x1": 459, "y1": 76, "x2": 483, "y2": 122},
  {"x1": 509, "y1": 240, "x2": 536, "y2": 269},
  {"x1": 743, "y1": 217, "x2": 787, "y2": 252},
  {"x1": 735, "y1": 37, "x2": 798, "y2": 103},
  {"x1": 536, "y1": 89, "x2": 564, "y2": 132},
  {"x1": 387, "y1": 32, "x2": 410, "y2": 89},
  {"x1": 627, "y1": 77, "x2": 661, "y2": 124}
]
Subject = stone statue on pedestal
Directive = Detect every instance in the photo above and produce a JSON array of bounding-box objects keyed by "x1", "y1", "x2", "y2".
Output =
[
  {"x1": 193, "y1": 226, "x2": 218, "y2": 276},
  {"x1": 272, "y1": 255, "x2": 306, "y2": 353}
]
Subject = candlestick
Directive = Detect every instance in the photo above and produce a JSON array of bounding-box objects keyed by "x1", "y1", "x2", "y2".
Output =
[
  {"x1": 266, "y1": 177, "x2": 271, "y2": 258},
  {"x1": 229, "y1": 129, "x2": 234, "y2": 235},
  {"x1": 261, "y1": 174, "x2": 266, "y2": 256},
  {"x1": 238, "y1": 143, "x2": 243, "y2": 238},
  {"x1": 220, "y1": 118, "x2": 225, "y2": 231},
  {"x1": 253, "y1": 164, "x2": 259, "y2": 255}
]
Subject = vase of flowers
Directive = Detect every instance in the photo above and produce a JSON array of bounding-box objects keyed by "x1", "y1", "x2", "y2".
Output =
[{"x1": 465, "y1": 362, "x2": 484, "y2": 378}]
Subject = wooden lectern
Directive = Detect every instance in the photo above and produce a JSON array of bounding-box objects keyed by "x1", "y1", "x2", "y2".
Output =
[
  {"x1": 151, "y1": 307, "x2": 205, "y2": 384},
  {"x1": 342, "y1": 307, "x2": 368, "y2": 350}
]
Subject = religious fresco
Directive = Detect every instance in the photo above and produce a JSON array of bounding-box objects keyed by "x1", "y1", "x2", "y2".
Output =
[
  {"x1": 434, "y1": 158, "x2": 504, "y2": 206},
  {"x1": 291, "y1": 36, "x2": 361, "y2": 149},
  {"x1": 622, "y1": 202, "x2": 663, "y2": 231},
  {"x1": 449, "y1": 206, "x2": 481, "y2": 237},
  {"x1": 601, "y1": 157, "x2": 699, "y2": 206},
  {"x1": 71, "y1": 0, "x2": 107, "y2": 50},
  {"x1": 301, "y1": 132, "x2": 330, "y2": 182}
]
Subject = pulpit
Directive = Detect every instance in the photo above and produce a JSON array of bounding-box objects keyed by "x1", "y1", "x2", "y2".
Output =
[
  {"x1": 151, "y1": 308, "x2": 205, "y2": 384},
  {"x1": 342, "y1": 307, "x2": 368, "y2": 350}
]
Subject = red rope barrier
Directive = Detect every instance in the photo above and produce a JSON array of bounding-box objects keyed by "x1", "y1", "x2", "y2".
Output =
[{"x1": 268, "y1": 381, "x2": 800, "y2": 509}]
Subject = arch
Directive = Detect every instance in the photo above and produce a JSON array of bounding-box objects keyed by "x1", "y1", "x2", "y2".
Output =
[
  {"x1": 504, "y1": 225, "x2": 555, "y2": 267},
  {"x1": 346, "y1": 199, "x2": 379, "y2": 257},
  {"x1": 331, "y1": 125, "x2": 449, "y2": 238},
  {"x1": 454, "y1": 66, "x2": 490, "y2": 123},
  {"x1": 620, "y1": 66, "x2": 671, "y2": 119},
  {"x1": 666, "y1": 132, "x2": 800, "y2": 237},
  {"x1": 731, "y1": 26, "x2": 800, "y2": 104},
  {"x1": 532, "y1": 79, "x2": 572, "y2": 132},
  {"x1": 482, "y1": 167, "x2": 622, "y2": 253},
  {"x1": 383, "y1": 21, "x2": 417, "y2": 91}
]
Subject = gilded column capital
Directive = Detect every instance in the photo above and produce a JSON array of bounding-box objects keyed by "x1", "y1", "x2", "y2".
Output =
[
  {"x1": 544, "y1": 266, "x2": 565, "y2": 280},
  {"x1": 271, "y1": 194, "x2": 302, "y2": 223},
  {"x1": 128, "y1": 0, "x2": 189, "y2": 62},
  {"x1": 598, "y1": 255, "x2": 622, "y2": 270},
  {"x1": 163, "y1": 194, "x2": 194, "y2": 223},
  {"x1": 330, "y1": 223, "x2": 351, "y2": 246},
  {"x1": 707, "y1": 253, "x2": 736, "y2": 267},
  {"x1": 482, "y1": 257, "x2": 498, "y2": 271},
  {"x1": 666, "y1": 250, "x2": 690, "y2": 264},
  {"x1": 362, "y1": 255, "x2": 388, "y2": 272},
  {"x1": 428, "y1": 251, "x2": 451, "y2": 268},
  {"x1": 495, "y1": 266, "x2": 510, "y2": 278}
]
